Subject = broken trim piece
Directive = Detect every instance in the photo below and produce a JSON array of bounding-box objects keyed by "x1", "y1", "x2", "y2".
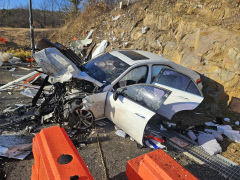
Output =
[{"x1": 0, "y1": 70, "x2": 41, "y2": 91}]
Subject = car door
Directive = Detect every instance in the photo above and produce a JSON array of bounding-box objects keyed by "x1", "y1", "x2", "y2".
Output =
[{"x1": 105, "y1": 84, "x2": 171, "y2": 145}]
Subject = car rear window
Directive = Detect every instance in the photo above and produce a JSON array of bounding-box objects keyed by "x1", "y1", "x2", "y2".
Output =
[
  {"x1": 186, "y1": 81, "x2": 201, "y2": 96},
  {"x1": 153, "y1": 69, "x2": 191, "y2": 90},
  {"x1": 153, "y1": 68, "x2": 201, "y2": 96}
]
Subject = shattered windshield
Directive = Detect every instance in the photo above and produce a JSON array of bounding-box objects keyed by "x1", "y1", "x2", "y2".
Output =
[{"x1": 84, "y1": 53, "x2": 130, "y2": 84}]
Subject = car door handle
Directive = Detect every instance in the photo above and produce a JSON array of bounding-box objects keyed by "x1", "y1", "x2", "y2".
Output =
[{"x1": 135, "y1": 113, "x2": 145, "y2": 119}]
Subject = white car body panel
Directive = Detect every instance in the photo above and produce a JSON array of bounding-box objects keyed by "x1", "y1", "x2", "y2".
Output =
[
  {"x1": 153, "y1": 82, "x2": 204, "y2": 119},
  {"x1": 34, "y1": 47, "x2": 103, "y2": 86},
  {"x1": 105, "y1": 83, "x2": 203, "y2": 145},
  {"x1": 82, "y1": 92, "x2": 108, "y2": 120},
  {"x1": 105, "y1": 91, "x2": 155, "y2": 145}
]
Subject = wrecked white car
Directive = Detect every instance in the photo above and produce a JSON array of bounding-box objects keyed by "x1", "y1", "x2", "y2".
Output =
[{"x1": 33, "y1": 48, "x2": 204, "y2": 145}]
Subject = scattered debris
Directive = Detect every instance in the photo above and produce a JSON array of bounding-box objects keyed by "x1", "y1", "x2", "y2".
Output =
[
  {"x1": 0, "y1": 37, "x2": 7, "y2": 44},
  {"x1": 0, "y1": 52, "x2": 12, "y2": 66},
  {"x1": 85, "y1": 29, "x2": 94, "y2": 40},
  {"x1": 145, "y1": 139, "x2": 166, "y2": 150},
  {"x1": 95, "y1": 120, "x2": 108, "y2": 127},
  {"x1": 112, "y1": 15, "x2": 120, "y2": 21},
  {"x1": 217, "y1": 125, "x2": 232, "y2": 133},
  {"x1": 198, "y1": 133, "x2": 222, "y2": 155},
  {"x1": 142, "y1": 26, "x2": 150, "y2": 34},
  {"x1": 70, "y1": 39, "x2": 92, "y2": 56},
  {"x1": 20, "y1": 88, "x2": 38, "y2": 98},
  {"x1": 235, "y1": 121, "x2": 239, "y2": 126},
  {"x1": 205, "y1": 121, "x2": 218, "y2": 127},
  {"x1": 91, "y1": 40, "x2": 108, "y2": 58},
  {"x1": 8, "y1": 57, "x2": 22, "y2": 64},
  {"x1": 0, "y1": 70, "x2": 40, "y2": 91},
  {"x1": 119, "y1": 1, "x2": 123, "y2": 9},
  {"x1": 0, "y1": 135, "x2": 33, "y2": 160},
  {"x1": 224, "y1": 117, "x2": 230, "y2": 122},
  {"x1": 115, "y1": 129, "x2": 127, "y2": 138},
  {"x1": 9, "y1": 68, "x2": 16, "y2": 72},
  {"x1": 223, "y1": 129, "x2": 240, "y2": 143},
  {"x1": 204, "y1": 129, "x2": 223, "y2": 141},
  {"x1": 187, "y1": 130, "x2": 197, "y2": 141}
]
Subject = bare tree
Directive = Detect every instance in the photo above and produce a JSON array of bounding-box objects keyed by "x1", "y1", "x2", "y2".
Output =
[
  {"x1": 69, "y1": 0, "x2": 82, "y2": 14},
  {"x1": 40, "y1": 0, "x2": 48, "y2": 27}
]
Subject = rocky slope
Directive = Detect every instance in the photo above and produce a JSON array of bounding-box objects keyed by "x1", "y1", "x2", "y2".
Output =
[{"x1": 52, "y1": 0, "x2": 240, "y2": 107}]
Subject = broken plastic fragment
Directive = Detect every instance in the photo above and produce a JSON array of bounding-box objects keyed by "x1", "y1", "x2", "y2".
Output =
[
  {"x1": 142, "y1": 26, "x2": 150, "y2": 34},
  {"x1": 223, "y1": 130, "x2": 240, "y2": 143},
  {"x1": 235, "y1": 121, "x2": 239, "y2": 126},
  {"x1": 187, "y1": 131, "x2": 197, "y2": 141},
  {"x1": 198, "y1": 133, "x2": 222, "y2": 155},
  {"x1": 20, "y1": 88, "x2": 38, "y2": 98},
  {"x1": 92, "y1": 40, "x2": 108, "y2": 59},
  {"x1": 204, "y1": 129, "x2": 223, "y2": 141},
  {"x1": 224, "y1": 118, "x2": 230, "y2": 122},
  {"x1": 112, "y1": 15, "x2": 120, "y2": 21},
  {"x1": 115, "y1": 129, "x2": 126, "y2": 138},
  {"x1": 9, "y1": 68, "x2": 16, "y2": 72},
  {"x1": 217, "y1": 125, "x2": 232, "y2": 133},
  {"x1": 145, "y1": 139, "x2": 166, "y2": 150},
  {"x1": 205, "y1": 122, "x2": 218, "y2": 127}
]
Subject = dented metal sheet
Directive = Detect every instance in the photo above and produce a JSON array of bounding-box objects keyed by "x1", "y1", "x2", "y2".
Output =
[
  {"x1": 105, "y1": 84, "x2": 203, "y2": 145},
  {"x1": 153, "y1": 83, "x2": 204, "y2": 119},
  {"x1": 33, "y1": 48, "x2": 102, "y2": 86}
]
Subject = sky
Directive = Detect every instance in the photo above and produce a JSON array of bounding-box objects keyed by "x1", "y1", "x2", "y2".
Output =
[{"x1": 0, "y1": 0, "x2": 70, "y2": 10}]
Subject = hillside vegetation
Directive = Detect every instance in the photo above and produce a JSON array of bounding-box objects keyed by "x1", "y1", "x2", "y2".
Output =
[{"x1": 0, "y1": 8, "x2": 65, "y2": 28}]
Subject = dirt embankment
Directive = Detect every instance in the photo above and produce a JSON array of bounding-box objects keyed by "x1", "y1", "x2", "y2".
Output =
[
  {"x1": 52, "y1": 0, "x2": 240, "y2": 100},
  {"x1": 0, "y1": 27, "x2": 55, "y2": 51}
]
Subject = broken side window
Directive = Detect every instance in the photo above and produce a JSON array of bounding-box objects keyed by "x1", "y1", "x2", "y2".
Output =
[
  {"x1": 116, "y1": 66, "x2": 148, "y2": 88},
  {"x1": 84, "y1": 53, "x2": 130, "y2": 84},
  {"x1": 121, "y1": 84, "x2": 171, "y2": 112},
  {"x1": 151, "y1": 65, "x2": 171, "y2": 81},
  {"x1": 186, "y1": 81, "x2": 201, "y2": 96},
  {"x1": 153, "y1": 68, "x2": 191, "y2": 91}
]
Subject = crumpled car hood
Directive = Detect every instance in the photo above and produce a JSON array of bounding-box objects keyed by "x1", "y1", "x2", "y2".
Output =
[{"x1": 33, "y1": 47, "x2": 102, "y2": 87}]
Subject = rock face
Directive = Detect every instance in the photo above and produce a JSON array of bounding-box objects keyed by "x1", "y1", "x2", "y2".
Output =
[{"x1": 53, "y1": 0, "x2": 240, "y2": 111}]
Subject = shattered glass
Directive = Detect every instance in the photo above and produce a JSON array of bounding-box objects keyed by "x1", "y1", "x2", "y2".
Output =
[
  {"x1": 83, "y1": 53, "x2": 129, "y2": 84},
  {"x1": 153, "y1": 68, "x2": 191, "y2": 91},
  {"x1": 121, "y1": 84, "x2": 171, "y2": 112}
]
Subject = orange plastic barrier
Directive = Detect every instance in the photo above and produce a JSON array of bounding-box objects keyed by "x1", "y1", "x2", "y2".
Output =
[
  {"x1": 31, "y1": 126, "x2": 94, "y2": 180},
  {"x1": 126, "y1": 149, "x2": 198, "y2": 180}
]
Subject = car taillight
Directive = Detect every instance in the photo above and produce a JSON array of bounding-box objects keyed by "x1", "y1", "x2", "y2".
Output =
[{"x1": 196, "y1": 78, "x2": 201, "y2": 84}]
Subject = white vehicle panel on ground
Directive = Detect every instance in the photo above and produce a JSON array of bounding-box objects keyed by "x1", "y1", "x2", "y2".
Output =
[{"x1": 105, "y1": 91, "x2": 155, "y2": 145}]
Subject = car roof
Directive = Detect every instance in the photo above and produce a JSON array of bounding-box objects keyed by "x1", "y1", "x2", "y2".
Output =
[
  {"x1": 110, "y1": 50, "x2": 168, "y2": 65},
  {"x1": 110, "y1": 50, "x2": 201, "y2": 86}
]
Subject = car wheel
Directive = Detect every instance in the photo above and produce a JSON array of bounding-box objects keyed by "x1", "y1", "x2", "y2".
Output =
[{"x1": 68, "y1": 108, "x2": 94, "y2": 130}]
